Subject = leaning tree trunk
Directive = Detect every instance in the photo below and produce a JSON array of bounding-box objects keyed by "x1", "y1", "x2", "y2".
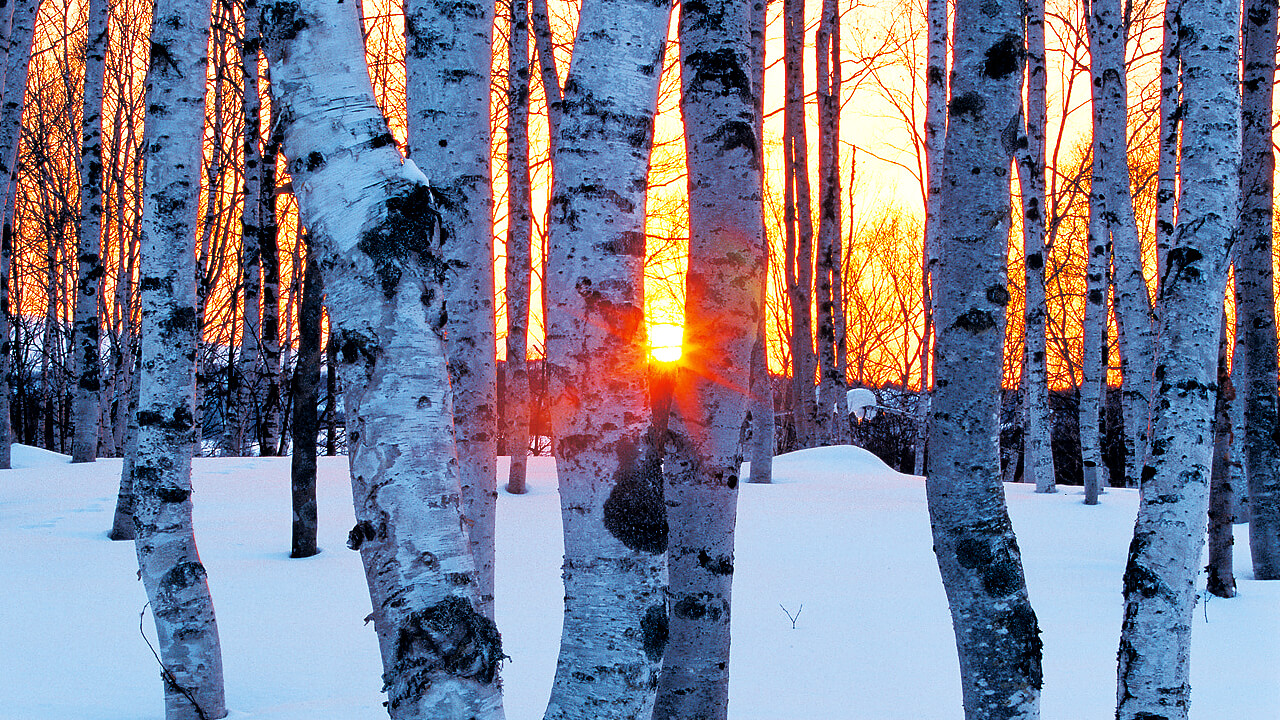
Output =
[
  {"x1": 928, "y1": 0, "x2": 1043, "y2": 717},
  {"x1": 290, "y1": 246, "x2": 322, "y2": 559},
  {"x1": 652, "y1": 0, "x2": 764, "y2": 716},
  {"x1": 505, "y1": 0, "x2": 532, "y2": 496},
  {"x1": 405, "y1": 0, "x2": 500, "y2": 619},
  {"x1": 132, "y1": 0, "x2": 228, "y2": 714},
  {"x1": 1206, "y1": 311, "x2": 1236, "y2": 598},
  {"x1": 1114, "y1": 0, "x2": 1239, "y2": 714},
  {"x1": 259, "y1": 0, "x2": 504, "y2": 717},
  {"x1": 916, "y1": 0, "x2": 946, "y2": 477},
  {"x1": 70, "y1": 0, "x2": 109, "y2": 463},
  {"x1": 541, "y1": 0, "x2": 672, "y2": 716},
  {"x1": 1088, "y1": 0, "x2": 1155, "y2": 489},
  {"x1": 1238, "y1": 0, "x2": 1280, "y2": 580},
  {"x1": 0, "y1": 0, "x2": 40, "y2": 469},
  {"x1": 1019, "y1": 0, "x2": 1054, "y2": 493}
]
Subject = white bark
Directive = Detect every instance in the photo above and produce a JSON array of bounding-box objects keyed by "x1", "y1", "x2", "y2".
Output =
[
  {"x1": 928, "y1": 0, "x2": 1042, "y2": 716},
  {"x1": 1238, "y1": 0, "x2": 1280, "y2": 579},
  {"x1": 747, "y1": 0, "x2": 772, "y2": 484},
  {"x1": 1114, "y1": 0, "x2": 1239, "y2": 713},
  {"x1": 0, "y1": 0, "x2": 39, "y2": 470},
  {"x1": 1087, "y1": 0, "x2": 1155, "y2": 489},
  {"x1": 1155, "y1": 0, "x2": 1182, "y2": 284},
  {"x1": 132, "y1": 0, "x2": 227, "y2": 714},
  {"x1": 653, "y1": 0, "x2": 764, "y2": 715},
  {"x1": 916, "y1": 0, "x2": 946, "y2": 477},
  {"x1": 1019, "y1": 0, "x2": 1054, "y2": 493},
  {"x1": 405, "y1": 0, "x2": 499, "y2": 618},
  {"x1": 70, "y1": 0, "x2": 109, "y2": 463},
  {"x1": 505, "y1": 0, "x2": 532, "y2": 496},
  {"x1": 814, "y1": 0, "x2": 840, "y2": 445},
  {"x1": 782, "y1": 0, "x2": 815, "y2": 447},
  {"x1": 236, "y1": 9, "x2": 263, "y2": 456},
  {"x1": 260, "y1": 0, "x2": 504, "y2": 716},
  {"x1": 541, "y1": 0, "x2": 671, "y2": 716}
]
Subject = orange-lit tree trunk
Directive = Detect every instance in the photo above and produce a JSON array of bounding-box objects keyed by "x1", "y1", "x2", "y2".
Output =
[
  {"x1": 653, "y1": 0, "x2": 764, "y2": 715},
  {"x1": 406, "y1": 0, "x2": 499, "y2": 619},
  {"x1": 928, "y1": 0, "x2": 1043, "y2": 715},
  {"x1": 783, "y1": 0, "x2": 815, "y2": 448},
  {"x1": 747, "y1": 0, "x2": 771, "y2": 483},
  {"x1": 0, "y1": 0, "x2": 40, "y2": 468},
  {"x1": 70, "y1": 0, "x2": 109, "y2": 463},
  {"x1": 1018, "y1": 0, "x2": 1054, "y2": 493},
  {"x1": 505, "y1": 0, "x2": 532, "y2": 495},
  {"x1": 259, "y1": 0, "x2": 504, "y2": 715},
  {"x1": 541, "y1": 0, "x2": 671, "y2": 715}
]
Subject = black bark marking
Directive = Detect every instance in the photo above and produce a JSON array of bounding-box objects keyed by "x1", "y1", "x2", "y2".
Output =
[
  {"x1": 982, "y1": 33, "x2": 1023, "y2": 80},
  {"x1": 369, "y1": 132, "x2": 395, "y2": 150},
  {"x1": 136, "y1": 406, "x2": 193, "y2": 432},
  {"x1": 1026, "y1": 252, "x2": 1043, "y2": 270},
  {"x1": 347, "y1": 520, "x2": 378, "y2": 550},
  {"x1": 954, "y1": 308, "x2": 996, "y2": 333},
  {"x1": 595, "y1": 231, "x2": 646, "y2": 257},
  {"x1": 261, "y1": 0, "x2": 308, "y2": 44},
  {"x1": 336, "y1": 329, "x2": 382, "y2": 371},
  {"x1": 384, "y1": 596, "x2": 503, "y2": 709},
  {"x1": 1005, "y1": 603, "x2": 1044, "y2": 688},
  {"x1": 684, "y1": 48, "x2": 752, "y2": 100},
  {"x1": 641, "y1": 603, "x2": 668, "y2": 661},
  {"x1": 358, "y1": 185, "x2": 452, "y2": 298},
  {"x1": 672, "y1": 592, "x2": 725, "y2": 622},
  {"x1": 156, "y1": 485, "x2": 191, "y2": 504},
  {"x1": 1164, "y1": 246, "x2": 1204, "y2": 286},
  {"x1": 985, "y1": 285, "x2": 1010, "y2": 305},
  {"x1": 159, "y1": 561, "x2": 207, "y2": 594},
  {"x1": 602, "y1": 437, "x2": 667, "y2": 554},
  {"x1": 949, "y1": 91, "x2": 985, "y2": 118},
  {"x1": 160, "y1": 306, "x2": 196, "y2": 334},
  {"x1": 697, "y1": 549, "x2": 734, "y2": 575},
  {"x1": 706, "y1": 120, "x2": 758, "y2": 158}
]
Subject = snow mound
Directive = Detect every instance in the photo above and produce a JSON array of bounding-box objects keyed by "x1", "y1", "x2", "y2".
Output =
[{"x1": 9, "y1": 443, "x2": 71, "y2": 468}]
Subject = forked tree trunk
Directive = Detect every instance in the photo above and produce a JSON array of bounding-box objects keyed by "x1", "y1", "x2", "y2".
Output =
[
  {"x1": 70, "y1": 0, "x2": 109, "y2": 463},
  {"x1": 260, "y1": 0, "x2": 504, "y2": 717},
  {"x1": 1087, "y1": 0, "x2": 1154, "y2": 489},
  {"x1": 541, "y1": 0, "x2": 671, "y2": 716},
  {"x1": 1114, "y1": 0, "x2": 1239, "y2": 714},
  {"x1": 1019, "y1": 0, "x2": 1054, "y2": 493},
  {"x1": 290, "y1": 247, "x2": 321, "y2": 559},
  {"x1": 0, "y1": 0, "x2": 40, "y2": 469},
  {"x1": 928, "y1": 0, "x2": 1043, "y2": 716},
  {"x1": 505, "y1": 0, "x2": 532, "y2": 496},
  {"x1": 406, "y1": 0, "x2": 500, "y2": 618},
  {"x1": 132, "y1": 0, "x2": 227, "y2": 714},
  {"x1": 653, "y1": 0, "x2": 763, "y2": 716},
  {"x1": 1239, "y1": 0, "x2": 1280, "y2": 580}
]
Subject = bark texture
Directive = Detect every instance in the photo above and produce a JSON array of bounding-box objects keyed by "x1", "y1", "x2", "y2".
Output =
[
  {"x1": 782, "y1": 0, "x2": 815, "y2": 447},
  {"x1": 916, "y1": 0, "x2": 946, "y2": 477},
  {"x1": 1206, "y1": 316, "x2": 1236, "y2": 598},
  {"x1": 746, "y1": 0, "x2": 771, "y2": 484},
  {"x1": 133, "y1": 0, "x2": 227, "y2": 714},
  {"x1": 70, "y1": 0, "x2": 109, "y2": 463},
  {"x1": 1239, "y1": 0, "x2": 1280, "y2": 580},
  {"x1": 813, "y1": 0, "x2": 841, "y2": 444},
  {"x1": 405, "y1": 0, "x2": 499, "y2": 617},
  {"x1": 653, "y1": 0, "x2": 763, "y2": 715},
  {"x1": 260, "y1": 0, "x2": 504, "y2": 716},
  {"x1": 928, "y1": 0, "x2": 1043, "y2": 716},
  {"x1": 290, "y1": 248, "x2": 321, "y2": 559},
  {"x1": 541, "y1": 0, "x2": 671, "y2": 715},
  {"x1": 1114, "y1": 0, "x2": 1239, "y2": 714},
  {"x1": 505, "y1": 0, "x2": 532, "y2": 495}
]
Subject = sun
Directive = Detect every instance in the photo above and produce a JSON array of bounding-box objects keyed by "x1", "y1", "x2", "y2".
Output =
[{"x1": 648, "y1": 323, "x2": 684, "y2": 362}]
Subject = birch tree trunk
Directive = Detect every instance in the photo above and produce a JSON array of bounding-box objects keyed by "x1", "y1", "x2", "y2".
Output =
[
  {"x1": 405, "y1": 0, "x2": 499, "y2": 618},
  {"x1": 258, "y1": 95, "x2": 283, "y2": 456},
  {"x1": 1114, "y1": 0, "x2": 1239, "y2": 713},
  {"x1": 290, "y1": 247, "x2": 321, "y2": 559},
  {"x1": 1087, "y1": 0, "x2": 1155, "y2": 489},
  {"x1": 0, "y1": 0, "x2": 39, "y2": 469},
  {"x1": 747, "y1": 0, "x2": 772, "y2": 483},
  {"x1": 653, "y1": 0, "x2": 763, "y2": 715},
  {"x1": 132, "y1": 0, "x2": 227, "y2": 713},
  {"x1": 1238, "y1": 0, "x2": 1280, "y2": 580},
  {"x1": 70, "y1": 0, "x2": 109, "y2": 463},
  {"x1": 813, "y1": 0, "x2": 840, "y2": 445},
  {"x1": 928, "y1": 0, "x2": 1043, "y2": 715},
  {"x1": 237, "y1": 10, "x2": 263, "y2": 456},
  {"x1": 260, "y1": 0, "x2": 504, "y2": 716},
  {"x1": 541, "y1": 0, "x2": 671, "y2": 715},
  {"x1": 1155, "y1": 0, "x2": 1182, "y2": 284},
  {"x1": 505, "y1": 0, "x2": 532, "y2": 496},
  {"x1": 916, "y1": 0, "x2": 946, "y2": 477},
  {"x1": 1019, "y1": 0, "x2": 1054, "y2": 493},
  {"x1": 1206, "y1": 312, "x2": 1236, "y2": 598},
  {"x1": 783, "y1": 0, "x2": 815, "y2": 447}
]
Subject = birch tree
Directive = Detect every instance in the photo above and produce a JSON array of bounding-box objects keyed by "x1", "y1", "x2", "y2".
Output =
[
  {"x1": 405, "y1": 0, "x2": 500, "y2": 617},
  {"x1": 916, "y1": 0, "x2": 946, "y2": 477},
  {"x1": 1206, "y1": 314, "x2": 1236, "y2": 598},
  {"x1": 235, "y1": 7, "x2": 264, "y2": 456},
  {"x1": 290, "y1": 247, "x2": 321, "y2": 559},
  {"x1": 0, "y1": 0, "x2": 40, "y2": 469},
  {"x1": 259, "y1": 0, "x2": 504, "y2": 715},
  {"x1": 1018, "y1": 0, "x2": 1054, "y2": 493},
  {"x1": 747, "y1": 0, "x2": 771, "y2": 484},
  {"x1": 131, "y1": 0, "x2": 227, "y2": 712},
  {"x1": 814, "y1": 0, "x2": 843, "y2": 444},
  {"x1": 783, "y1": 0, "x2": 816, "y2": 447},
  {"x1": 541, "y1": 0, "x2": 672, "y2": 714},
  {"x1": 928, "y1": 0, "x2": 1043, "y2": 715},
  {"x1": 1238, "y1": 0, "x2": 1280, "y2": 579},
  {"x1": 505, "y1": 0, "x2": 533, "y2": 495},
  {"x1": 70, "y1": 0, "x2": 109, "y2": 463},
  {"x1": 653, "y1": 0, "x2": 763, "y2": 715},
  {"x1": 1115, "y1": 0, "x2": 1240, "y2": 713}
]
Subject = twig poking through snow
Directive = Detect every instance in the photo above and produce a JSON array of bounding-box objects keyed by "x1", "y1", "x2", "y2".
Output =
[{"x1": 780, "y1": 603, "x2": 803, "y2": 629}]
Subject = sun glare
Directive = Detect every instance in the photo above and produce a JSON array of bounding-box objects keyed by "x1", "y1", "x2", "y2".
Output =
[{"x1": 649, "y1": 323, "x2": 684, "y2": 362}]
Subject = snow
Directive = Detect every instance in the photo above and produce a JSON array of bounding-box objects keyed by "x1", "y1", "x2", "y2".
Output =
[
  {"x1": 846, "y1": 387, "x2": 877, "y2": 420},
  {"x1": 2, "y1": 444, "x2": 1276, "y2": 719},
  {"x1": 400, "y1": 157, "x2": 430, "y2": 186}
]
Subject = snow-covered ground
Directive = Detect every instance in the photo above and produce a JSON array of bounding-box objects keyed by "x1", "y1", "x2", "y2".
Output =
[{"x1": 1, "y1": 443, "x2": 1276, "y2": 719}]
